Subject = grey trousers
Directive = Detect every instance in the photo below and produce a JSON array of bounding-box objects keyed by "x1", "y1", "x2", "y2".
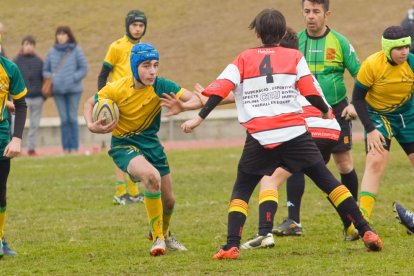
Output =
[{"x1": 26, "y1": 97, "x2": 44, "y2": 151}]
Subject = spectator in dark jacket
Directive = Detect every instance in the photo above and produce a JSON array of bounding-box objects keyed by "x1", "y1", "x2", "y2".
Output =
[
  {"x1": 43, "y1": 26, "x2": 88, "y2": 153},
  {"x1": 0, "y1": 22, "x2": 6, "y2": 57},
  {"x1": 401, "y1": 0, "x2": 414, "y2": 53},
  {"x1": 13, "y1": 35, "x2": 44, "y2": 156}
]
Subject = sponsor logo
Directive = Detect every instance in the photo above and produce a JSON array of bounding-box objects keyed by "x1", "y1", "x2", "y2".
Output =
[
  {"x1": 326, "y1": 48, "x2": 336, "y2": 60},
  {"x1": 343, "y1": 135, "x2": 349, "y2": 144},
  {"x1": 258, "y1": 49, "x2": 275, "y2": 54}
]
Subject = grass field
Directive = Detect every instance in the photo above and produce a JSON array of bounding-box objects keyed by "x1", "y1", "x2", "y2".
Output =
[{"x1": 1, "y1": 141, "x2": 413, "y2": 274}]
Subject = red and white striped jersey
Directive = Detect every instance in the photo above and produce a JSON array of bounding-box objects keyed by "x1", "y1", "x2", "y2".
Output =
[
  {"x1": 203, "y1": 46, "x2": 322, "y2": 148},
  {"x1": 299, "y1": 78, "x2": 340, "y2": 141}
]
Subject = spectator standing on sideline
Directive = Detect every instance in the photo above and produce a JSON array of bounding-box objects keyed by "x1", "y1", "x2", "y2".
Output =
[
  {"x1": 0, "y1": 55, "x2": 27, "y2": 257},
  {"x1": 0, "y1": 22, "x2": 6, "y2": 57},
  {"x1": 401, "y1": 0, "x2": 414, "y2": 53},
  {"x1": 274, "y1": 0, "x2": 361, "y2": 240},
  {"x1": 98, "y1": 10, "x2": 147, "y2": 205},
  {"x1": 43, "y1": 26, "x2": 87, "y2": 154},
  {"x1": 13, "y1": 35, "x2": 44, "y2": 156}
]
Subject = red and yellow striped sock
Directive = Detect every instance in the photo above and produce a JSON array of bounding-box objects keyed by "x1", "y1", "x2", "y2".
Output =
[
  {"x1": 227, "y1": 199, "x2": 248, "y2": 247},
  {"x1": 328, "y1": 185, "x2": 353, "y2": 207},
  {"x1": 258, "y1": 190, "x2": 278, "y2": 235}
]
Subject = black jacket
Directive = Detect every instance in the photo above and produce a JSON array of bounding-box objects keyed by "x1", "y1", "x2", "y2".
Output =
[{"x1": 13, "y1": 53, "x2": 44, "y2": 98}]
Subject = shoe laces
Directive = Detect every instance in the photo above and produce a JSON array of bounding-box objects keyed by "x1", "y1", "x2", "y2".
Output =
[
  {"x1": 404, "y1": 210, "x2": 414, "y2": 221},
  {"x1": 167, "y1": 235, "x2": 183, "y2": 246}
]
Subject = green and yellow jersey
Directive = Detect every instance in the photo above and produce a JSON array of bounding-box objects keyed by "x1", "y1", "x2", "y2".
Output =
[
  {"x1": 355, "y1": 51, "x2": 414, "y2": 113},
  {"x1": 0, "y1": 56, "x2": 27, "y2": 157},
  {"x1": 102, "y1": 35, "x2": 138, "y2": 82},
  {"x1": 96, "y1": 76, "x2": 184, "y2": 139},
  {"x1": 0, "y1": 56, "x2": 27, "y2": 123},
  {"x1": 97, "y1": 76, "x2": 183, "y2": 174},
  {"x1": 298, "y1": 28, "x2": 360, "y2": 105}
]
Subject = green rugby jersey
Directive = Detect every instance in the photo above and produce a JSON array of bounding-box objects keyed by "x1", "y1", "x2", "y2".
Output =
[
  {"x1": 0, "y1": 56, "x2": 27, "y2": 158},
  {"x1": 298, "y1": 27, "x2": 360, "y2": 106},
  {"x1": 0, "y1": 56, "x2": 27, "y2": 123}
]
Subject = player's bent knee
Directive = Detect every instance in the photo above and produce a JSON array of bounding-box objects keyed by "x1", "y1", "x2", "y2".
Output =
[{"x1": 142, "y1": 172, "x2": 162, "y2": 192}]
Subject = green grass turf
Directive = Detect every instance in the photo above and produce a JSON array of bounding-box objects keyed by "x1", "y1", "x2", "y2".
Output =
[{"x1": 1, "y1": 141, "x2": 413, "y2": 274}]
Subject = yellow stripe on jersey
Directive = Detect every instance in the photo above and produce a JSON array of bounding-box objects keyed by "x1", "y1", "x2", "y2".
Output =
[
  {"x1": 259, "y1": 190, "x2": 278, "y2": 204},
  {"x1": 228, "y1": 199, "x2": 248, "y2": 215},
  {"x1": 380, "y1": 115, "x2": 392, "y2": 138},
  {"x1": 328, "y1": 185, "x2": 352, "y2": 207},
  {"x1": 11, "y1": 89, "x2": 27, "y2": 100}
]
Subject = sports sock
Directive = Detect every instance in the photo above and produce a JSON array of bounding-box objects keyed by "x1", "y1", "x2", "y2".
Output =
[
  {"x1": 341, "y1": 169, "x2": 358, "y2": 199},
  {"x1": 126, "y1": 176, "x2": 140, "y2": 197},
  {"x1": 0, "y1": 159, "x2": 9, "y2": 240},
  {"x1": 143, "y1": 191, "x2": 163, "y2": 240},
  {"x1": 359, "y1": 191, "x2": 377, "y2": 221},
  {"x1": 326, "y1": 194, "x2": 352, "y2": 229},
  {"x1": 329, "y1": 185, "x2": 371, "y2": 236},
  {"x1": 286, "y1": 172, "x2": 305, "y2": 223},
  {"x1": 258, "y1": 190, "x2": 278, "y2": 236},
  {"x1": 0, "y1": 209, "x2": 5, "y2": 239},
  {"x1": 114, "y1": 181, "x2": 127, "y2": 197},
  {"x1": 302, "y1": 161, "x2": 371, "y2": 235},
  {"x1": 163, "y1": 208, "x2": 173, "y2": 237},
  {"x1": 226, "y1": 199, "x2": 248, "y2": 248}
]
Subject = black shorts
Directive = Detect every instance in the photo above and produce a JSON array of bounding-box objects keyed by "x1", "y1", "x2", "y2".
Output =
[
  {"x1": 238, "y1": 132, "x2": 323, "y2": 176},
  {"x1": 315, "y1": 138, "x2": 337, "y2": 164},
  {"x1": 331, "y1": 98, "x2": 353, "y2": 153}
]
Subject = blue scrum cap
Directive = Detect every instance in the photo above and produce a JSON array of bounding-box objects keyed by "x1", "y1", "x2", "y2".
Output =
[{"x1": 130, "y1": 42, "x2": 159, "y2": 82}]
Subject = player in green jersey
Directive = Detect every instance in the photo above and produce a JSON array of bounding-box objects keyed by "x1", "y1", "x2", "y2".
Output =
[
  {"x1": 274, "y1": 0, "x2": 361, "y2": 241},
  {"x1": 85, "y1": 43, "x2": 199, "y2": 256},
  {"x1": 0, "y1": 56, "x2": 27, "y2": 257},
  {"x1": 98, "y1": 10, "x2": 147, "y2": 205}
]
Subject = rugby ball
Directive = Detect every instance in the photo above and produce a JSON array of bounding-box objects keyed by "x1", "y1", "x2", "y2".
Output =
[{"x1": 92, "y1": 99, "x2": 119, "y2": 125}]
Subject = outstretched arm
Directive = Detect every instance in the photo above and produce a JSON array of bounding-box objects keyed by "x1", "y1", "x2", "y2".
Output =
[
  {"x1": 181, "y1": 95, "x2": 223, "y2": 133},
  {"x1": 161, "y1": 83, "x2": 235, "y2": 116}
]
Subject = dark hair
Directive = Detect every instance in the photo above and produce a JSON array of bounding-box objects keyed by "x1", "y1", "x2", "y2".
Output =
[
  {"x1": 279, "y1": 27, "x2": 298, "y2": 49},
  {"x1": 55, "y1": 25, "x2": 77, "y2": 44},
  {"x1": 249, "y1": 8, "x2": 286, "y2": 46},
  {"x1": 383, "y1": 26, "x2": 408, "y2": 40},
  {"x1": 21, "y1": 35, "x2": 36, "y2": 45},
  {"x1": 302, "y1": 0, "x2": 329, "y2": 11}
]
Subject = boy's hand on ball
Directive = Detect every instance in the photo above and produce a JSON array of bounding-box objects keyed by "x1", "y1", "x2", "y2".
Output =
[{"x1": 88, "y1": 118, "x2": 117, "y2": 133}]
